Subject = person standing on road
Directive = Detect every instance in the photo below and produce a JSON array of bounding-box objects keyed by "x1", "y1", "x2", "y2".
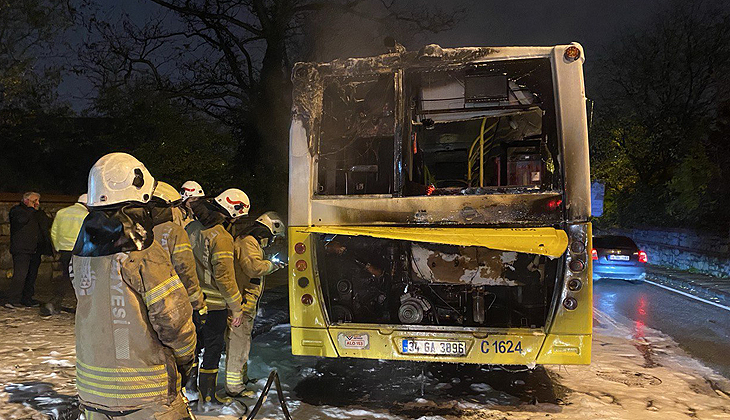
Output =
[
  {"x1": 72, "y1": 153, "x2": 197, "y2": 419},
  {"x1": 150, "y1": 181, "x2": 207, "y2": 402},
  {"x1": 180, "y1": 180, "x2": 205, "y2": 227},
  {"x1": 3, "y1": 192, "x2": 52, "y2": 308},
  {"x1": 223, "y1": 212, "x2": 286, "y2": 402},
  {"x1": 43, "y1": 194, "x2": 88, "y2": 316},
  {"x1": 186, "y1": 188, "x2": 249, "y2": 409}
]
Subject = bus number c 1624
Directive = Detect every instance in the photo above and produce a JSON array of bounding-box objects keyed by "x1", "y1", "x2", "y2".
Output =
[{"x1": 480, "y1": 340, "x2": 523, "y2": 354}]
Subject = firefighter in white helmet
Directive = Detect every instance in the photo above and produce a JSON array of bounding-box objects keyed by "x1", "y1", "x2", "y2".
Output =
[
  {"x1": 223, "y1": 211, "x2": 286, "y2": 401},
  {"x1": 185, "y1": 188, "x2": 249, "y2": 409},
  {"x1": 179, "y1": 180, "x2": 205, "y2": 227},
  {"x1": 72, "y1": 153, "x2": 196, "y2": 419}
]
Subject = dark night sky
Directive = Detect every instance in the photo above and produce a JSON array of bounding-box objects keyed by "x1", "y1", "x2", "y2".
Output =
[{"x1": 60, "y1": 0, "x2": 724, "y2": 107}]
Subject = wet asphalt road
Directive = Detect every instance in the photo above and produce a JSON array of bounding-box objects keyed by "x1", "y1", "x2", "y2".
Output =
[{"x1": 594, "y1": 279, "x2": 730, "y2": 379}]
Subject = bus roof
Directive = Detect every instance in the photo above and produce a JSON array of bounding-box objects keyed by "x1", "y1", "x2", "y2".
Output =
[{"x1": 291, "y1": 43, "x2": 585, "y2": 78}]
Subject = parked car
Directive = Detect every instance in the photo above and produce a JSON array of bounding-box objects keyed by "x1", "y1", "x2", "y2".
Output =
[{"x1": 592, "y1": 235, "x2": 647, "y2": 283}]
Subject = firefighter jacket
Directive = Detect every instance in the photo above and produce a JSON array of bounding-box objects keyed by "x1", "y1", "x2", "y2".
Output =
[
  {"x1": 51, "y1": 203, "x2": 88, "y2": 252},
  {"x1": 186, "y1": 220, "x2": 243, "y2": 316},
  {"x1": 153, "y1": 221, "x2": 205, "y2": 311},
  {"x1": 72, "y1": 209, "x2": 196, "y2": 412},
  {"x1": 234, "y1": 235, "x2": 276, "y2": 318}
]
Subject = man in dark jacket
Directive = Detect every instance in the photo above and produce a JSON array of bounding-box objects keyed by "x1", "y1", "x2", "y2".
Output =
[{"x1": 3, "y1": 192, "x2": 51, "y2": 308}]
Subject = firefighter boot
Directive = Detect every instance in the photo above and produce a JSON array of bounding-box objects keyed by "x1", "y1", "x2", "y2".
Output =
[
  {"x1": 183, "y1": 363, "x2": 199, "y2": 402},
  {"x1": 198, "y1": 371, "x2": 225, "y2": 411}
]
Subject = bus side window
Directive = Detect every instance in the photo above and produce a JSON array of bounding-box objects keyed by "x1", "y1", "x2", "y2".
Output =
[{"x1": 317, "y1": 74, "x2": 395, "y2": 196}]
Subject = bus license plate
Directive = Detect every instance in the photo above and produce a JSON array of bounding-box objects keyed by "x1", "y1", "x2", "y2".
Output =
[
  {"x1": 401, "y1": 339, "x2": 466, "y2": 356},
  {"x1": 609, "y1": 255, "x2": 630, "y2": 261}
]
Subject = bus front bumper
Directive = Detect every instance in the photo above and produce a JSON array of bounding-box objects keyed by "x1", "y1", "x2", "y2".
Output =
[{"x1": 291, "y1": 326, "x2": 591, "y2": 365}]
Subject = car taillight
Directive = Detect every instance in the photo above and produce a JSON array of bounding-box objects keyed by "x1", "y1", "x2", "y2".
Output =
[
  {"x1": 638, "y1": 250, "x2": 647, "y2": 263},
  {"x1": 591, "y1": 248, "x2": 598, "y2": 260}
]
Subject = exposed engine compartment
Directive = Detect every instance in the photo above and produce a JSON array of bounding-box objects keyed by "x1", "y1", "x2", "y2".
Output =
[{"x1": 316, "y1": 234, "x2": 562, "y2": 329}]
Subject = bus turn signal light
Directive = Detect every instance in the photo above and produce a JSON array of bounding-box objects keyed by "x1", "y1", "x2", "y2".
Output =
[
  {"x1": 301, "y1": 294, "x2": 314, "y2": 305},
  {"x1": 296, "y1": 260, "x2": 307, "y2": 271},
  {"x1": 638, "y1": 250, "x2": 648, "y2": 263},
  {"x1": 295, "y1": 242, "x2": 306, "y2": 254},
  {"x1": 592, "y1": 248, "x2": 598, "y2": 260}
]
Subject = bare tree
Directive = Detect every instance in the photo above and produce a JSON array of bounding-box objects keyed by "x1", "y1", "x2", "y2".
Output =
[
  {"x1": 77, "y1": 0, "x2": 462, "y2": 127},
  {"x1": 0, "y1": 0, "x2": 73, "y2": 110}
]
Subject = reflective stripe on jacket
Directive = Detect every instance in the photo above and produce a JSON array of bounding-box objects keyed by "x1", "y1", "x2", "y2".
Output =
[
  {"x1": 72, "y1": 242, "x2": 196, "y2": 411},
  {"x1": 51, "y1": 203, "x2": 88, "y2": 252},
  {"x1": 234, "y1": 235, "x2": 275, "y2": 318},
  {"x1": 186, "y1": 221, "x2": 243, "y2": 315},
  {"x1": 153, "y1": 221, "x2": 205, "y2": 311}
]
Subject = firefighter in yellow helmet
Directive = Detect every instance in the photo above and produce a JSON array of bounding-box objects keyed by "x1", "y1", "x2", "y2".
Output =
[
  {"x1": 72, "y1": 153, "x2": 196, "y2": 419},
  {"x1": 223, "y1": 211, "x2": 286, "y2": 401},
  {"x1": 185, "y1": 188, "x2": 249, "y2": 409},
  {"x1": 150, "y1": 181, "x2": 208, "y2": 404},
  {"x1": 42, "y1": 194, "x2": 88, "y2": 316},
  {"x1": 151, "y1": 181, "x2": 205, "y2": 312}
]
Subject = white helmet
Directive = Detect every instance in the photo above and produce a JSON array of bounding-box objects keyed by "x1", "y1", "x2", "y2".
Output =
[
  {"x1": 215, "y1": 188, "x2": 250, "y2": 219},
  {"x1": 180, "y1": 181, "x2": 205, "y2": 201},
  {"x1": 87, "y1": 153, "x2": 155, "y2": 207},
  {"x1": 78, "y1": 193, "x2": 88, "y2": 204},
  {"x1": 256, "y1": 212, "x2": 285, "y2": 237},
  {"x1": 153, "y1": 181, "x2": 182, "y2": 204}
]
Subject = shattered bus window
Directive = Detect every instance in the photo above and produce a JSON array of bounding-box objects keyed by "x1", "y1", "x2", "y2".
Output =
[
  {"x1": 317, "y1": 74, "x2": 395, "y2": 195},
  {"x1": 403, "y1": 58, "x2": 560, "y2": 196}
]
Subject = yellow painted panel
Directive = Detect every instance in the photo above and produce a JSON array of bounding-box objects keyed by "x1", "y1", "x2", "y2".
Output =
[
  {"x1": 536, "y1": 334, "x2": 591, "y2": 364},
  {"x1": 288, "y1": 229, "x2": 328, "y2": 328},
  {"x1": 548, "y1": 223, "x2": 592, "y2": 335},
  {"x1": 291, "y1": 327, "x2": 339, "y2": 357},
  {"x1": 299, "y1": 226, "x2": 568, "y2": 258},
  {"x1": 327, "y1": 326, "x2": 547, "y2": 364}
]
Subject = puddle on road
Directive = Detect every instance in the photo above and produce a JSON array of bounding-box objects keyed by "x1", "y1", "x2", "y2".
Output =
[
  {"x1": 4, "y1": 382, "x2": 79, "y2": 420},
  {"x1": 294, "y1": 358, "x2": 567, "y2": 417}
]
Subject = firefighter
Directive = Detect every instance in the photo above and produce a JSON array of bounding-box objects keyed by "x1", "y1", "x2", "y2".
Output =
[
  {"x1": 185, "y1": 188, "x2": 249, "y2": 409},
  {"x1": 223, "y1": 211, "x2": 286, "y2": 401},
  {"x1": 151, "y1": 181, "x2": 205, "y2": 311},
  {"x1": 72, "y1": 153, "x2": 196, "y2": 419},
  {"x1": 180, "y1": 180, "x2": 205, "y2": 227},
  {"x1": 43, "y1": 194, "x2": 88, "y2": 316}
]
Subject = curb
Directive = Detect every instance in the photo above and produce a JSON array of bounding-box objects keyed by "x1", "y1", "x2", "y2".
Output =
[{"x1": 646, "y1": 269, "x2": 730, "y2": 307}]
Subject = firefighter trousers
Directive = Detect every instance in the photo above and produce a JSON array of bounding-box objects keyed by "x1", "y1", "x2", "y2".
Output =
[
  {"x1": 224, "y1": 315, "x2": 254, "y2": 394},
  {"x1": 200, "y1": 309, "x2": 228, "y2": 373},
  {"x1": 83, "y1": 394, "x2": 192, "y2": 419}
]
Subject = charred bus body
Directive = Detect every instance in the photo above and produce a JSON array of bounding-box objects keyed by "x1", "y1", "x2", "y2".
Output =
[{"x1": 288, "y1": 44, "x2": 592, "y2": 365}]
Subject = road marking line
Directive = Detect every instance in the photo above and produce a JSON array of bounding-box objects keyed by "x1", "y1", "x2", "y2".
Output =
[{"x1": 645, "y1": 279, "x2": 730, "y2": 312}]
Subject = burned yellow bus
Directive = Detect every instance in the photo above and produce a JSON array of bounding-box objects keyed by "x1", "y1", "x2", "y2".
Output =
[{"x1": 287, "y1": 44, "x2": 592, "y2": 365}]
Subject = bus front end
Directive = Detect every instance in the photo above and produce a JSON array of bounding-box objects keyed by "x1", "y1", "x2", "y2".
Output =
[{"x1": 288, "y1": 44, "x2": 592, "y2": 365}]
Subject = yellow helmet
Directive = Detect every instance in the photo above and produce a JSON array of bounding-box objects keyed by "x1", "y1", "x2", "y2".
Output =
[{"x1": 153, "y1": 181, "x2": 182, "y2": 204}]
